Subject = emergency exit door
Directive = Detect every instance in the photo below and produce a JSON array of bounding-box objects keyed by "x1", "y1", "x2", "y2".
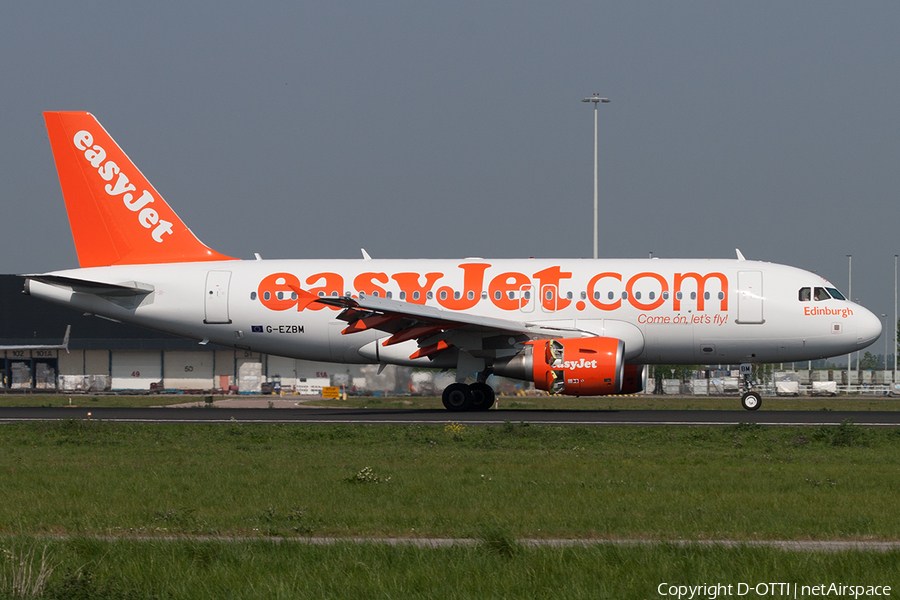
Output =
[
  {"x1": 204, "y1": 271, "x2": 232, "y2": 324},
  {"x1": 736, "y1": 270, "x2": 764, "y2": 324}
]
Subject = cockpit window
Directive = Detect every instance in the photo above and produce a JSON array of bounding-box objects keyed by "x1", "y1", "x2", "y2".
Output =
[
  {"x1": 799, "y1": 287, "x2": 811, "y2": 302},
  {"x1": 826, "y1": 287, "x2": 846, "y2": 300},
  {"x1": 814, "y1": 287, "x2": 831, "y2": 301}
]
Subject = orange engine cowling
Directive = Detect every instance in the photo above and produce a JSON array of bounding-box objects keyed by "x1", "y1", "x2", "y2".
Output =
[{"x1": 531, "y1": 337, "x2": 625, "y2": 396}]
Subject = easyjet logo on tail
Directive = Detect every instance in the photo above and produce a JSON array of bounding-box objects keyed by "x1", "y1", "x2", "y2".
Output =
[{"x1": 73, "y1": 130, "x2": 173, "y2": 243}]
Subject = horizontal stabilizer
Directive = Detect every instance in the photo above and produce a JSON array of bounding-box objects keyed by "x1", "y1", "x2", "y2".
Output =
[
  {"x1": 0, "y1": 325, "x2": 71, "y2": 351},
  {"x1": 24, "y1": 275, "x2": 154, "y2": 298}
]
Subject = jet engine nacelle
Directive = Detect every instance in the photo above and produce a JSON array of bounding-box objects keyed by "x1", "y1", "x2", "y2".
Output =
[
  {"x1": 494, "y1": 337, "x2": 625, "y2": 396},
  {"x1": 620, "y1": 364, "x2": 646, "y2": 395}
]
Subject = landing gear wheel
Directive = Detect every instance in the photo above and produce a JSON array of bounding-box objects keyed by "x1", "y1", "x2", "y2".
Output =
[
  {"x1": 442, "y1": 383, "x2": 473, "y2": 411},
  {"x1": 469, "y1": 382, "x2": 495, "y2": 411},
  {"x1": 741, "y1": 391, "x2": 762, "y2": 411}
]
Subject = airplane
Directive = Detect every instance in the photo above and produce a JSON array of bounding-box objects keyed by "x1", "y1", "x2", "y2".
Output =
[{"x1": 24, "y1": 112, "x2": 882, "y2": 411}]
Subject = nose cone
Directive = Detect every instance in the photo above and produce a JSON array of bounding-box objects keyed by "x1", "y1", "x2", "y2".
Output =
[{"x1": 856, "y1": 306, "x2": 883, "y2": 348}]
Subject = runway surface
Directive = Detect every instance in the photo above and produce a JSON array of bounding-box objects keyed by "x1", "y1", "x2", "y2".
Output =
[{"x1": 2, "y1": 406, "x2": 900, "y2": 426}]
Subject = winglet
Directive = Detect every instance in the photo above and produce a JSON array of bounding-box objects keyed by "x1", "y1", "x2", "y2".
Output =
[{"x1": 43, "y1": 111, "x2": 235, "y2": 267}]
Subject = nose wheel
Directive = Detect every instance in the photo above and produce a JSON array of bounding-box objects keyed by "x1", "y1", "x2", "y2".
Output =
[{"x1": 741, "y1": 391, "x2": 761, "y2": 411}]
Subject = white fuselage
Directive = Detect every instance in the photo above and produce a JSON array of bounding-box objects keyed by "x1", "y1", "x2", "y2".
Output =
[{"x1": 28, "y1": 257, "x2": 882, "y2": 368}]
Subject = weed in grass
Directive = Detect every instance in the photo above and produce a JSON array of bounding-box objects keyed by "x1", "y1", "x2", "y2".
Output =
[
  {"x1": 347, "y1": 467, "x2": 391, "y2": 484},
  {"x1": 444, "y1": 421, "x2": 466, "y2": 439},
  {"x1": 812, "y1": 418, "x2": 867, "y2": 447},
  {"x1": 0, "y1": 542, "x2": 56, "y2": 598}
]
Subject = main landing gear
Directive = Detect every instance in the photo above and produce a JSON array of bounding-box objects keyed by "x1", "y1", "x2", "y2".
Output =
[{"x1": 441, "y1": 382, "x2": 496, "y2": 411}]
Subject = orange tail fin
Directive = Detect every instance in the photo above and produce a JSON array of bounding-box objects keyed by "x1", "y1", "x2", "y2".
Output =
[{"x1": 43, "y1": 111, "x2": 235, "y2": 267}]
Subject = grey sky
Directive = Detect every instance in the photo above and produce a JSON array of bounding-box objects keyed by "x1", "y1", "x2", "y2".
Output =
[{"x1": 2, "y1": 2, "x2": 899, "y2": 355}]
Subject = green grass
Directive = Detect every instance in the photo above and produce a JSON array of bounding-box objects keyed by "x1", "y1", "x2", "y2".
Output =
[
  {"x1": 2, "y1": 420, "x2": 900, "y2": 540},
  {"x1": 0, "y1": 537, "x2": 898, "y2": 599},
  {"x1": 3, "y1": 421, "x2": 900, "y2": 597}
]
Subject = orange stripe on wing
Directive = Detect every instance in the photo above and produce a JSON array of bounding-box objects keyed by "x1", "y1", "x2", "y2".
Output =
[
  {"x1": 341, "y1": 314, "x2": 402, "y2": 335},
  {"x1": 409, "y1": 340, "x2": 452, "y2": 360},
  {"x1": 382, "y1": 324, "x2": 447, "y2": 347}
]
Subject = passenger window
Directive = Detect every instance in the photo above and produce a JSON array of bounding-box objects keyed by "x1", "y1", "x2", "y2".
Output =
[
  {"x1": 386, "y1": 291, "x2": 392, "y2": 299},
  {"x1": 814, "y1": 287, "x2": 831, "y2": 301},
  {"x1": 799, "y1": 288, "x2": 811, "y2": 301},
  {"x1": 250, "y1": 292, "x2": 257, "y2": 300},
  {"x1": 400, "y1": 291, "x2": 407, "y2": 300}
]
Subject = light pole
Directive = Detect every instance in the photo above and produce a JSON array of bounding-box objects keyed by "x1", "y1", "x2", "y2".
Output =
[
  {"x1": 894, "y1": 255, "x2": 897, "y2": 383},
  {"x1": 582, "y1": 94, "x2": 610, "y2": 259},
  {"x1": 847, "y1": 255, "x2": 852, "y2": 376},
  {"x1": 884, "y1": 314, "x2": 888, "y2": 370}
]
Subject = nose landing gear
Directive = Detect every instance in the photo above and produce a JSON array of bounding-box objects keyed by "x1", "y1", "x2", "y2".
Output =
[
  {"x1": 740, "y1": 390, "x2": 761, "y2": 410},
  {"x1": 739, "y1": 363, "x2": 762, "y2": 410}
]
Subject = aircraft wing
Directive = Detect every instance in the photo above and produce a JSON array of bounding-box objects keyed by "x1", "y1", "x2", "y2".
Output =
[{"x1": 293, "y1": 287, "x2": 588, "y2": 361}]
